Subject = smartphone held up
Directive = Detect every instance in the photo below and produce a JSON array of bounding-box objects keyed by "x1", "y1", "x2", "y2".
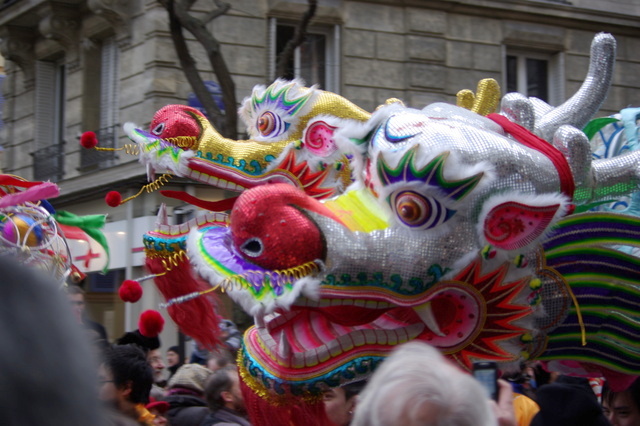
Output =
[{"x1": 473, "y1": 361, "x2": 499, "y2": 401}]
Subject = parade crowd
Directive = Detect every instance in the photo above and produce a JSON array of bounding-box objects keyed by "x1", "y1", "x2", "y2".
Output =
[
  {"x1": 73, "y1": 278, "x2": 640, "y2": 426},
  {"x1": 2, "y1": 257, "x2": 637, "y2": 426}
]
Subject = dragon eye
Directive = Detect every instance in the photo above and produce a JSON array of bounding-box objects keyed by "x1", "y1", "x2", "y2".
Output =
[
  {"x1": 393, "y1": 191, "x2": 455, "y2": 229},
  {"x1": 257, "y1": 112, "x2": 285, "y2": 137},
  {"x1": 151, "y1": 122, "x2": 165, "y2": 136}
]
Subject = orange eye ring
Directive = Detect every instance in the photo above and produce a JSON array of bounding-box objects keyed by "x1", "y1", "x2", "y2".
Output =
[
  {"x1": 392, "y1": 190, "x2": 455, "y2": 230},
  {"x1": 396, "y1": 194, "x2": 429, "y2": 226},
  {"x1": 399, "y1": 200, "x2": 420, "y2": 221},
  {"x1": 257, "y1": 112, "x2": 277, "y2": 136}
]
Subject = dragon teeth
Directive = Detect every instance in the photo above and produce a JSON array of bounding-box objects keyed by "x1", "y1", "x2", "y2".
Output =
[
  {"x1": 414, "y1": 301, "x2": 446, "y2": 337},
  {"x1": 277, "y1": 330, "x2": 291, "y2": 361}
]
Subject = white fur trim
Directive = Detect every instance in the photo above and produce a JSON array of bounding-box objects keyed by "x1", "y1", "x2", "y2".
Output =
[{"x1": 186, "y1": 227, "x2": 317, "y2": 315}]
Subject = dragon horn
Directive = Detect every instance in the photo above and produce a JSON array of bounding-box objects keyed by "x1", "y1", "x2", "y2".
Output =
[{"x1": 535, "y1": 33, "x2": 616, "y2": 142}]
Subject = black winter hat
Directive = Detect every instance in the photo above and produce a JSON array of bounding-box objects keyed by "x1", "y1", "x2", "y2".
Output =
[
  {"x1": 116, "y1": 329, "x2": 160, "y2": 352},
  {"x1": 530, "y1": 376, "x2": 609, "y2": 426}
]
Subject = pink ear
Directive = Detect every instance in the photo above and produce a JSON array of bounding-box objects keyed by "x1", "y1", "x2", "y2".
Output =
[
  {"x1": 304, "y1": 121, "x2": 337, "y2": 156},
  {"x1": 484, "y1": 201, "x2": 560, "y2": 250}
]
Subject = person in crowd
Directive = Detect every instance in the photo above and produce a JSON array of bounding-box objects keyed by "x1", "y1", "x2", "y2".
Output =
[
  {"x1": 510, "y1": 392, "x2": 539, "y2": 426},
  {"x1": 529, "y1": 363, "x2": 559, "y2": 389},
  {"x1": 219, "y1": 319, "x2": 242, "y2": 352},
  {"x1": 66, "y1": 284, "x2": 109, "y2": 349},
  {"x1": 167, "y1": 345, "x2": 184, "y2": 380},
  {"x1": 117, "y1": 329, "x2": 167, "y2": 397},
  {"x1": 530, "y1": 375, "x2": 609, "y2": 426},
  {"x1": 502, "y1": 363, "x2": 540, "y2": 425},
  {"x1": 323, "y1": 381, "x2": 366, "y2": 426},
  {"x1": 602, "y1": 377, "x2": 640, "y2": 426},
  {"x1": 148, "y1": 347, "x2": 167, "y2": 387},
  {"x1": 207, "y1": 349, "x2": 233, "y2": 372},
  {"x1": 164, "y1": 363, "x2": 213, "y2": 425},
  {"x1": 99, "y1": 344, "x2": 155, "y2": 426},
  {"x1": 190, "y1": 340, "x2": 210, "y2": 365},
  {"x1": 0, "y1": 256, "x2": 105, "y2": 425},
  {"x1": 146, "y1": 397, "x2": 171, "y2": 426},
  {"x1": 351, "y1": 341, "x2": 516, "y2": 426},
  {"x1": 201, "y1": 366, "x2": 250, "y2": 426},
  {"x1": 191, "y1": 320, "x2": 242, "y2": 365}
]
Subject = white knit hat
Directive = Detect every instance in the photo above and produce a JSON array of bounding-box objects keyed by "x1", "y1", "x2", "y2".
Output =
[{"x1": 167, "y1": 363, "x2": 212, "y2": 392}]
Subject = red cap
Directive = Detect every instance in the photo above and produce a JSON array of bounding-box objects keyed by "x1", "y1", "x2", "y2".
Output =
[{"x1": 146, "y1": 397, "x2": 169, "y2": 414}]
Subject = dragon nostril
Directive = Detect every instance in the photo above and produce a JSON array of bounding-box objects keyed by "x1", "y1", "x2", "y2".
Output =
[{"x1": 241, "y1": 238, "x2": 264, "y2": 257}]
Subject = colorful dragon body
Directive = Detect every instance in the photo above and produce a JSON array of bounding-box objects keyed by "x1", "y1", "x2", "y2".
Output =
[{"x1": 123, "y1": 32, "x2": 640, "y2": 422}]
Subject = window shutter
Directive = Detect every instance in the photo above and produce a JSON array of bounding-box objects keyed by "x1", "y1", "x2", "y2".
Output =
[
  {"x1": 100, "y1": 37, "x2": 119, "y2": 130},
  {"x1": 268, "y1": 18, "x2": 277, "y2": 81},
  {"x1": 549, "y1": 52, "x2": 565, "y2": 107},
  {"x1": 329, "y1": 24, "x2": 340, "y2": 93},
  {"x1": 35, "y1": 60, "x2": 56, "y2": 148}
]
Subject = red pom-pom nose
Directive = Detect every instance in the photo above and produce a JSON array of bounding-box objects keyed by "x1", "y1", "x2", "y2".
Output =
[
  {"x1": 118, "y1": 280, "x2": 143, "y2": 303},
  {"x1": 105, "y1": 191, "x2": 122, "y2": 207},
  {"x1": 80, "y1": 131, "x2": 98, "y2": 149},
  {"x1": 139, "y1": 310, "x2": 165, "y2": 337}
]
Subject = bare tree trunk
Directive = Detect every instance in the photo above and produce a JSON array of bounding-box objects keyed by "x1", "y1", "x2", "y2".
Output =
[
  {"x1": 159, "y1": 0, "x2": 318, "y2": 138},
  {"x1": 275, "y1": 0, "x2": 318, "y2": 79},
  {"x1": 160, "y1": 0, "x2": 238, "y2": 139}
]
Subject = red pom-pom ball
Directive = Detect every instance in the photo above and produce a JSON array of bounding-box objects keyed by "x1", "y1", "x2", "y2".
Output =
[
  {"x1": 105, "y1": 191, "x2": 122, "y2": 207},
  {"x1": 139, "y1": 310, "x2": 165, "y2": 338},
  {"x1": 80, "y1": 131, "x2": 98, "y2": 149},
  {"x1": 118, "y1": 280, "x2": 143, "y2": 303}
]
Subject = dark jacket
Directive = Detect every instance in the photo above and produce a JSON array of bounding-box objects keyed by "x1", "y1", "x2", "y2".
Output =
[
  {"x1": 200, "y1": 407, "x2": 251, "y2": 426},
  {"x1": 164, "y1": 394, "x2": 209, "y2": 426}
]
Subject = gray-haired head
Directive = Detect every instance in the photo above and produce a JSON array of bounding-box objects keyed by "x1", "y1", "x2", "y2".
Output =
[{"x1": 352, "y1": 341, "x2": 496, "y2": 426}]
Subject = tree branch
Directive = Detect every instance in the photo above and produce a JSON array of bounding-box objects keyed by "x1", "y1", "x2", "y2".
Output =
[
  {"x1": 275, "y1": 0, "x2": 318, "y2": 79},
  {"x1": 161, "y1": 0, "x2": 227, "y2": 134},
  {"x1": 160, "y1": 0, "x2": 238, "y2": 139},
  {"x1": 203, "y1": 0, "x2": 231, "y2": 23}
]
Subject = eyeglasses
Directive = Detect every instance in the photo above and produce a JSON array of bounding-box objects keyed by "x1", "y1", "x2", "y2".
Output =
[{"x1": 98, "y1": 379, "x2": 114, "y2": 385}]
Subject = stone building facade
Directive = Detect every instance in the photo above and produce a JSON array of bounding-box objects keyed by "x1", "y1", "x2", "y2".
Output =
[{"x1": 0, "y1": 0, "x2": 638, "y2": 342}]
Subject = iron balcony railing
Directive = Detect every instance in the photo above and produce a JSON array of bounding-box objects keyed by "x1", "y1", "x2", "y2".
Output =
[
  {"x1": 32, "y1": 142, "x2": 65, "y2": 182},
  {"x1": 79, "y1": 124, "x2": 118, "y2": 170}
]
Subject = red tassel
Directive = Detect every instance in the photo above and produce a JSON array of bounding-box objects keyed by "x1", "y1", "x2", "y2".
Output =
[
  {"x1": 240, "y1": 377, "x2": 334, "y2": 426},
  {"x1": 119, "y1": 280, "x2": 143, "y2": 303},
  {"x1": 105, "y1": 191, "x2": 122, "y2": 207},
  {"x1": 146, "y1": 256, "x2": 222, "y2": 349},
  {"x1": 139, "y1": 310, "x2": 165, "y2": 337},
  {"x1": 80, "y1": 131, "x2": 98, "y2": 149}
]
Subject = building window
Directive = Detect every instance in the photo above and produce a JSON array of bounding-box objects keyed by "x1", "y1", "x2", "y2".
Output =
[
  {"x1": 505, "y1": 50, "x2": 564, "y2": 106},
  {"x1": 33, "y1": 60, "x2": 66, "y2": 181},
  {"x1": 86, "y1": 268, "x2": 123, "y2": 293},
  {"x1": 81, "y1": 36, "x2": 120, "y2": 170},
  {"x1": 269, "y1": 18, "x2": 340, "y2": 92}
]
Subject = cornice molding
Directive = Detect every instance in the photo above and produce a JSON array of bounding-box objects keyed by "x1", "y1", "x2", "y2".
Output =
[
  {"x1": 37, "y1": 3, "x2": 81, "y2": 64},
  {"x1": 87, "y1": 0, "x2": 137, "y2": 47},
  {"x1": 0, "y1": 25, "x2": 36, "y2": 88}
]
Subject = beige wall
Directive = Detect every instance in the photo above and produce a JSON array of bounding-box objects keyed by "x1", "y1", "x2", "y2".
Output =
[
  {"x1": 0, "y1": 3, "x2": 635, "y2": 192},
  {"x1": 1, "y1": 0, "x2": 638, "y2": 183}
]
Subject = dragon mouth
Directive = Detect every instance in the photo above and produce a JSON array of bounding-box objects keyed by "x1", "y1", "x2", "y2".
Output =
[
  {"x1": 186, "y1": 157, "x2": 301, "y2": 191},
  {"x1": 247, "y1": 306, "x2": 425, "y2": 372},
  {"x1": 127, "y1": 126, "x2": 341, "y2": 204},
  {"x1": 188, "y1": 223, "x2": 487, "y2": 354},
  {"x1": 148, "y1": 208, "x2": 229, "y2": 238}
]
